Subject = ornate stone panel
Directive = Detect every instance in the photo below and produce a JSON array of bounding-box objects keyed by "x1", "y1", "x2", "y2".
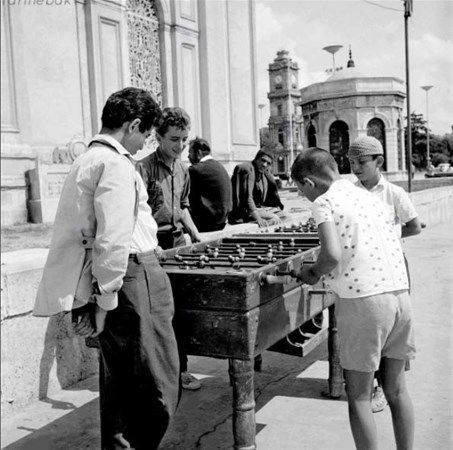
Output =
[{"x1": 127, "y1": 0, "x2": 162, "y2": 105}]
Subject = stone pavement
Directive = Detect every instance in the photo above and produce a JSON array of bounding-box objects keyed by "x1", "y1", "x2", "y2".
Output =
[{"x1": 2, "y1": 213, "x2": 452, "y2": 449}]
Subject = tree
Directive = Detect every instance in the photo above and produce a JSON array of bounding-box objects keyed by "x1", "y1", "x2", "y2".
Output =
[
  {"x1": 405, "y1": 112, "x2": 451, "y2": 168},
  {"x1": 259, "y1": 127, "x2": 283, "y2": 154}
]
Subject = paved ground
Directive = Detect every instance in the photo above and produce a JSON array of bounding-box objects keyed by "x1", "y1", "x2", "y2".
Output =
[{"x1": 2, "y1": 206, "x2": 452, "y2": 449}]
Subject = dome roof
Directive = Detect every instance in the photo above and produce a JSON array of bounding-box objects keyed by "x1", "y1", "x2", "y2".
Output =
[
  {"x1": 299, "y1": 69, "x2": 405, "y2": 104},
  {"x1": 326, "y1": 66, "x2": 367, "y2": 81}
]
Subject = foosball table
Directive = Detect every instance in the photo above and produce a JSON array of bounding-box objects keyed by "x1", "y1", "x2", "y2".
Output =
[{"x1": 160, "y1": 221, "x2": 342, "y2": 449}]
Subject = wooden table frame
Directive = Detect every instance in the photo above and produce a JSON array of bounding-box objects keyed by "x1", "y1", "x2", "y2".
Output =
[
  {"x1": 163, "y1": 236, "x2": 342, "y2": 449},
  {"x1": 227, "y1": 304, "x2": 342, "y2": 450}
]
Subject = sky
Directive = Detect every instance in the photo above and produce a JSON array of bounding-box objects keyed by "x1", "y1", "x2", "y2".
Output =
[{"x1": 254, "y1": 0, "x2": 453, "y2": 135}]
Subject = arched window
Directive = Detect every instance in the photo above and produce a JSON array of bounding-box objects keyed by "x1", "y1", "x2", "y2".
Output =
[
  {"x1": 397, "y1": 119, "x2": 403, "y2": 171},
  {"x1": 278, "y1": 126, "x2": 284, "y2": 146},
  {"x1": 307, "y1": 124, "x2": 317, "y2": 147},
  {"x1": 329, "y1": 120, "x2": 350, "y2": 174},
  {"x1": 367, "y1": 118, "x2": 387, "y2": 171},
  {"x1": 277, "y1": 155, "x2": 285, "y2": 173}
]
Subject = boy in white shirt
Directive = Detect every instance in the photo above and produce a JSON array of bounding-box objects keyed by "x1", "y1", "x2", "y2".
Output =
[
  {"x1": 349, "y1": 136, "x2": 421, "y2": 240},
  {"x1": 291, "y1": 148, "x2": 415, "y2": 450},
  {"x1": 348, "y1": 135, "x2": 421, "y2": 413}
]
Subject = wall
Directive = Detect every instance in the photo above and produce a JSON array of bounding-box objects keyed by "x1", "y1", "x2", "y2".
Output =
[
  {"x1": 1, "y1": 2, "x2": 86, "y2": 225},
  {"x1": 1, "y1": 0, "x2": 260, "y2": 225},
  {"x1": 1, "y1": 249, "x2": 98, "y2": 415}
]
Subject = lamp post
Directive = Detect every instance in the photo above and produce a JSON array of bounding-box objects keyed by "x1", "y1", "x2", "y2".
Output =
[
  {"x1": 258, "y1": 103, "x2": 266, "y2": 129},
  {"x1": 323, "y1": 45, "x2": 343, "y2": 74},
  {"x1": 286, "y1": 61, "x2": 295, "y2": 170},
  {"x1": 404, "y1": 0, "x2": 413, "y2": 192},
  {"x1": 421, "y1": 85, "x2": 433, "y2": 169}
]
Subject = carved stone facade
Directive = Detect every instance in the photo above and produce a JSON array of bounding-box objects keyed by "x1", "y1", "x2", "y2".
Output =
[
  {"x1": 299, "y1": 66, "x2": 406, "y2": 178},
  {"x1": 127, "y1": 0, "x2": 162, "y2": 105},
  {"x1": 1, "y1": 0, "x2": 259, "y2": 225}
]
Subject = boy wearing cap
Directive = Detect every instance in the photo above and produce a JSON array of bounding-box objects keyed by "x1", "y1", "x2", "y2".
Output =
[
  {"x1": 348, "y1": 136, "x2": 422, "y2": 413},
  {"x1": 291, "y1": 148, "x2": 415, "y2": 450},
  {"x1": 229, "y1": 149, "x2": 285, "y2": 227},
  {"x1": 348, "y1": 136, "x2": 421, "y2": 241}
]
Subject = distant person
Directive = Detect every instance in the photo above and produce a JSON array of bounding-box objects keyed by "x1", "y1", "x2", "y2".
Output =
[
  {"x1": 33, "y1": 88, "x2": 179, "y2": 449},
  {"x1": 229, "y1": 149, "x2": 285, "y2": 227},
  {"x1": 348, "y1": 135, "x2": 421, "y2": 413},
  {"x1": 291, "y1": 147, "x2": 415, "y2": 450},
  {"x1": 188, "y1": 137, "x2": 232, "y2": 232},
  {"x1": 137, "y1": 107, "x2": 201, "y2": 391}
]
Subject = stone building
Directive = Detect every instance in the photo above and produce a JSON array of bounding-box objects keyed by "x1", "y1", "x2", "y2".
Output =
[
  {"x1": 1, "y1": 0, "x2": 259, "y2": 225},
  {"x1": 267, "y1": 50, "x2": 303, "y2": 176},
  {"x1": 299, "y1": 52, "x2": 406, "y2": 178}
]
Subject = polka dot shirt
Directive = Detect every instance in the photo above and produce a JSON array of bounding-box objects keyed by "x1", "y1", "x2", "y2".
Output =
[{"x1": 312, "y1": 179, "x2": 409, "y2": 299}]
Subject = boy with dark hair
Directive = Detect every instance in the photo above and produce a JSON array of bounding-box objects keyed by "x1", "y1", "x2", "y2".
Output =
[
  {"x1": 188, "y1": 137, "x2": 232, "y2": 232},
  {"x1": 348, "y1": 135, "x2": 421, "y2": 413},
  {"x1": 291, "y1": 147, "x2": 415, "y2": 450},
  {"x1": 138, "y1": 107, "x2": 202, "y2": 390},
  {"x1": 229, "y1": 148, "x2": 285, "y2": 227},
  {"x1": 34, "y1": 87, "x2": 180, "y2": 449}
]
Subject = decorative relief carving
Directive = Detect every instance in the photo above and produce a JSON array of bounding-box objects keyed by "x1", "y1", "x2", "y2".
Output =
[
  {"x1": 127, "y1": 0, "x2": 161, "y2": 153},
  {"x1": 46, "y1": 174, "x2": 67, "y2": 198},
  {"x1": 52, "y1": 137, "x2": 88, "y2": 164},
  {"x1": 127, "y1": 0, "x2": 161, "y2": 104}
]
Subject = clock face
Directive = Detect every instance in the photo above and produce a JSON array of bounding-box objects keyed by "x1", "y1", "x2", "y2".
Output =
[{"x1": 274, "y1": 75, "x2": 283, "y2": 85}]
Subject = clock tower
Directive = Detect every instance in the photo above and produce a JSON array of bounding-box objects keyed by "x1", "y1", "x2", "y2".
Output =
[{"x1": 267, "y1": 50, "x2": 303, "y2": 175}]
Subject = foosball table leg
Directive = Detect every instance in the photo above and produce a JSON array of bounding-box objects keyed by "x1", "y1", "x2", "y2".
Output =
[
  {"x1": 228, "y1": 358, "x2": 257, "y2": 450},
  {"x1": 328, "y1": 304, "x2": 343, "y2": 398}
]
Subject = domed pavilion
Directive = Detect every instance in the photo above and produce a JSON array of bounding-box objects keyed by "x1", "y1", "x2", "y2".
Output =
[{"x1": 299, "y1": 51, "x2": 406, "y2": 178}]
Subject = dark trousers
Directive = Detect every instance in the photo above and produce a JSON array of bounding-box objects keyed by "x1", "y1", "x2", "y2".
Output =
[
  {"x1": 98, "y1": 251, "x2": 180, "y2": 450},
  {"x1": 157, "y1": 229, "x2": 189, "y2": 373}
]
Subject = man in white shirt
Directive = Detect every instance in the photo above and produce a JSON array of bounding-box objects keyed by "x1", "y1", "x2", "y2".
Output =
[
  {"x1": 291, "y1": 148, "x2": 415, "y2": 450},
  {"x1": 34, "y1": 88, "x2": 179, "y2": 450}
]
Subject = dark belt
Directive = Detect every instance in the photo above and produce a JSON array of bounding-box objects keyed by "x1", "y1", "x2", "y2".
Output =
[{"x1": 128, "y1": 249, "x2": 160, "y2": 264}]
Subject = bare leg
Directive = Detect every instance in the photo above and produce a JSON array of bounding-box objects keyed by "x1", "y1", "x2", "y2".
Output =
[
  {"x1": 344, "y1": 369, "x2": 378, "y2": 450},
  {"x1": 380, "y1": 357, "x2": 414, "y2": 450}
]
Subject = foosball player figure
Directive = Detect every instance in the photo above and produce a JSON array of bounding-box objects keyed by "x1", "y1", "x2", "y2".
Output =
[{"x1": 291, "y1": 148, "x2": 416, "y2": 450}]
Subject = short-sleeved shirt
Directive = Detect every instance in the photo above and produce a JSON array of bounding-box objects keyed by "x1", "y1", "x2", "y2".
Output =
[
  {"x1": 312, "y1": 179, "x2": 409, "y2": 299},
  {"x1": 355, "y1": 175, "x2": 418, "y2": 237},
  {"x1": 137, "y1": 149, "x2": 190, "y2": 233}
]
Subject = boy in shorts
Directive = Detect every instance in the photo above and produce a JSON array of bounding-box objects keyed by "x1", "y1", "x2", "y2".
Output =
[
  {"x1": 348, "y1": 135, "x2": 422, "y2": 413},
  {"x1": 291, "y1": 148, "x2": 415, "y2": 450}
]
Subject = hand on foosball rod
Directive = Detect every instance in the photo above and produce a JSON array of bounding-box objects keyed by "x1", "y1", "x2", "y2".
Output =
[
  {"x1": 289, "y1": 266, "x2": 320, "y2": 285},
  {"x1": 256, "y1": 218, "x2": 268, "y2": 228}
]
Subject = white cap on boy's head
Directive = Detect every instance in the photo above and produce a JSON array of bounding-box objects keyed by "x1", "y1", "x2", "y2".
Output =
[{"x1": 348, "y1": 136, "x2": 383, "y2": 158}]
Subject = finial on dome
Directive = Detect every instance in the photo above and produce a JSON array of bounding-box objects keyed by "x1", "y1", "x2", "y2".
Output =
[{"x1": 347, "y1": 45, "x2": 355, "y2": 68}]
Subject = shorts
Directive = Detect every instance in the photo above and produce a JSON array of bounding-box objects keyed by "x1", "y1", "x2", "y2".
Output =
[{"x1": 336, "y1": 290, "x2": 416, "y2": 372}]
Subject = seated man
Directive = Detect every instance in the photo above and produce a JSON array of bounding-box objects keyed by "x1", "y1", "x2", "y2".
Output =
[
  {"x1": 188, "y1": 137, "x2": 232, "y2": 232},
  {"x1": 229, "y1": 149, "x2": 285, "y2": 227}
]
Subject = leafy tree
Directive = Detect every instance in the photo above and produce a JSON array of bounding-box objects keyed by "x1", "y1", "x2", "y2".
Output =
[
  {"x1": 405, "y1": 112, "x2": 451, "y2": 168},
  {"x1": 259, "y1": 128, "x2": 275, "y2": 150}
]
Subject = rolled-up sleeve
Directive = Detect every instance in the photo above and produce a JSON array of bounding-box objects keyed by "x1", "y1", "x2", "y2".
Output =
[
  {"x1": 92, "y1": 157, "x2": 136, "y2": 310},
  {"x1": 180, "y1": 169, "x2": 191, "y2": 209}
]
